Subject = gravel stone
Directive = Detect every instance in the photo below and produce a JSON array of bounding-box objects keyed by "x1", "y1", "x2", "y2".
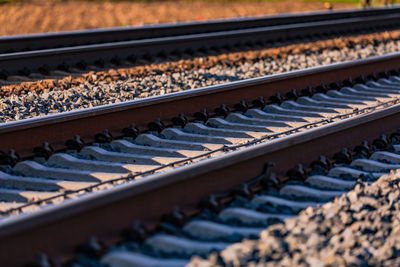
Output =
[
  {"x1": 0, "y1": 38, "x2": 400, "y2": 124},
  {"x1": 188, "y1": 170, "x2": 400, "y2": 267},
  {"x1": 0, "y1": 31, "x2": 400, "y2": 124}
]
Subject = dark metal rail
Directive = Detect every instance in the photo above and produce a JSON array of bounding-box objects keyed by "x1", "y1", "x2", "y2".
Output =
[
  {"x1": 0, "y1": 8, "x2": 399, "y2": 267},
  {"x1": 1, "y1": 52, "x2": 400, "y2": 159},
  {"x1": 1, "y1": 87, "x2": 399, "y2": 266},
  {"x1": 0, "y1": 52, "x2": 399, "y2": 266},
  {"x1": 1, "y1": 14, "x2": 400, "y2": 78},
  {"x1": 1, "y1": 6, "x2": 400, "y2": 53}
]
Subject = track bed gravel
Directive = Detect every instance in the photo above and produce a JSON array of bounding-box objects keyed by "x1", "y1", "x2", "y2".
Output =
[
  {"x1": 189, "y1": 170, "x2": 400, "y2": 267},
  {"x1": 1, "y1": 31, "x2": 400, "y2": 123}
]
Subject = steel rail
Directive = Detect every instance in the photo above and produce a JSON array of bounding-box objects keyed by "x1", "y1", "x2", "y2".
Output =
[
  {"x1": 1, "y1": 14, "x2": 400, "y2": 77},
  {"x1": 1, "y1": 96, "x2": 400, "y2": 266},
  {"x1": 1, "y1": 6, "x2": 400, "y2": 53},
  {"x1": 1, "y1": 97, "x2": 397, "y2": 219},
  {"x1": 1, "y1": 52, "x2": 400, "y2": 160}
]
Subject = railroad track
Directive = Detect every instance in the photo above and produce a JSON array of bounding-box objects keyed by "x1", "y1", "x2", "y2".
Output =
[
  {"x1": 2, "y1": 6, "x2": 400, "y2": 54},
  {"x1": 1, "y1": 52, "x2": 400, "y2": 266},
  {"x1": 102, "y1": 127, "x2": 400, "y2": 267},
  {"x1": 1, "y1": 7, "x2": 400, "y2": 81}
]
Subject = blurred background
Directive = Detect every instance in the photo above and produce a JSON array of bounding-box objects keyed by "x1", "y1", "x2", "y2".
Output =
[{"x1": 0, "y1": 0, "x2": 397, "y2": 36}]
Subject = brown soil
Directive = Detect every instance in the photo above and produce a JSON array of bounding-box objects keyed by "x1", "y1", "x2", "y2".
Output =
[
  {"x1": 0, "y1": 1, "x2": 355, "y2": 36},
  {"x1": 1, "y1": 30, "x2": 398, "y2": 97}
]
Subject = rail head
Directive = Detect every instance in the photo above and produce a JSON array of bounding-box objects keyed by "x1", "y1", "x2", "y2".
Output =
[{"x1": 1, "y1": 52, "x2": 400, "y2": 158}]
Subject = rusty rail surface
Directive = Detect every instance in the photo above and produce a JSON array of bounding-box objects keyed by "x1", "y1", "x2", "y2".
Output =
[
  {"x1": 0, "y1": 53, "x2": 400, "y2": 266},
  {"x1": 1, "y1": 53, "x2": 400, "y2": 159}
]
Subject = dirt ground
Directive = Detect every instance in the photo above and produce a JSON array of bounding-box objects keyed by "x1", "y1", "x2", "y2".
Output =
[{"x1": 0, "y1": 1, "x2": 355, "y2": 36}]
